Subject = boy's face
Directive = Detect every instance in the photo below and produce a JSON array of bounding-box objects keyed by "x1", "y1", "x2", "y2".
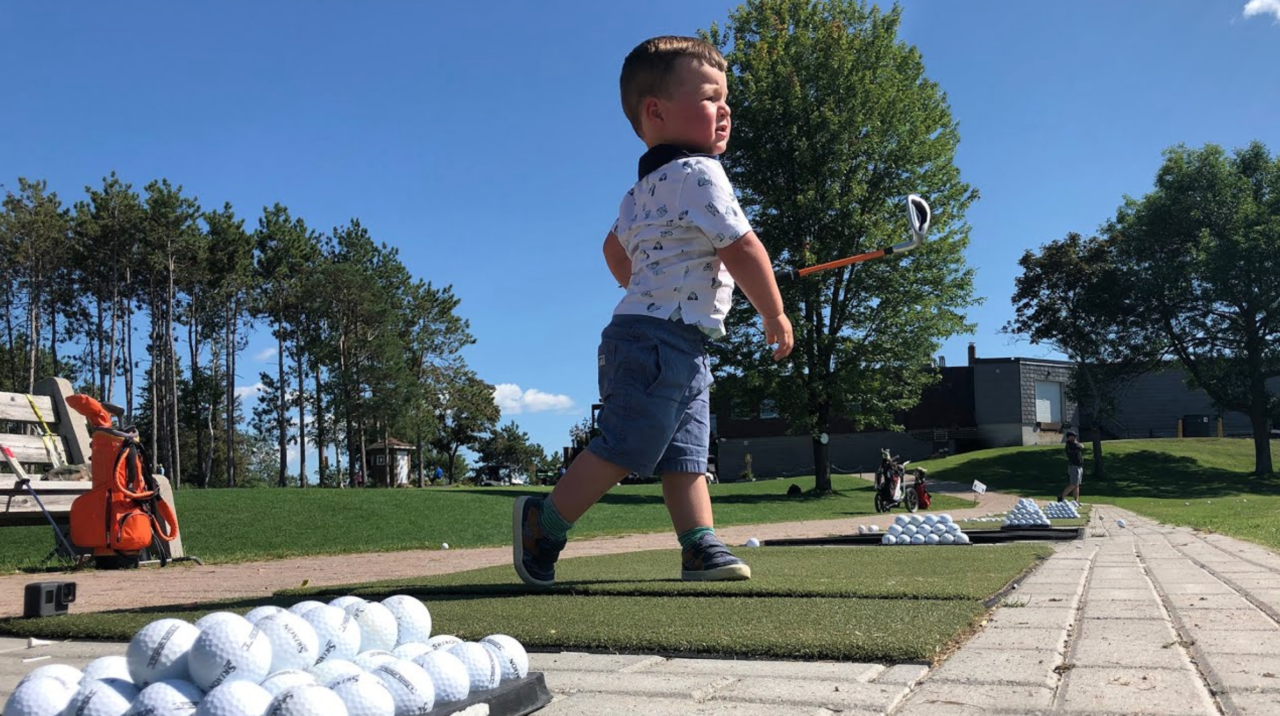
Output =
[{"x1": 647, "y1": 59, "x2": 730, "y2": 154}]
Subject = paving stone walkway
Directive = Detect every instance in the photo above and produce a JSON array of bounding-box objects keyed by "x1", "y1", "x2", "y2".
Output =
[{"x1": 9, "y1": 503, "x2": 1280, "y2": 714}]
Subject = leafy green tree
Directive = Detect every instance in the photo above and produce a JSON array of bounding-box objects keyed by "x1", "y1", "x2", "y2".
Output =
[
  {"x1": 1005, "y1": 233, "x2": 1165, "y2": 479},
  {"x1": 476, "y1": 420, "x2": 545, "y2": 483},
  {"x1": 205, "y1": 203, "x2": 255, "y2": 487},
  {"x1": 705, "y1": 0, "x2": 978, "y2": 492},
  {"x1": 428, "y1": 366, "x2": 500, "y2": 483},
  {"x1": 1111, "y1": 141, "x2": 1280, "y2": 475}
]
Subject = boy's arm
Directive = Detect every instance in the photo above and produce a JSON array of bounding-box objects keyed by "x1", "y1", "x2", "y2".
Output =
[
  {"x1": 718, "y1": 231, "x2": 793, "y2": 360},
  {"x1": 603, "y1": 232, "x2": 631, "y2": 288}
]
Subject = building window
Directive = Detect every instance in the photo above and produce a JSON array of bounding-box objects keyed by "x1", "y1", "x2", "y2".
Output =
[
  {"x1": 760, "y1": 399, "x2": 779, "y2": 419},
  {"x1": 731, "y1": 398, "x2": 754, "y2": 421},
  {"x1": 1034, "y1": 381, "x2": 1063, "y2": 424},
  {"x1": 375, "y1": 455, "x2": 386, "y2": 466}
]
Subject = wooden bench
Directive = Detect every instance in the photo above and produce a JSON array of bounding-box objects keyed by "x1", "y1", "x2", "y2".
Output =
[{"x1": 0, "y1": 377, "x2": 188, "y2": 561}]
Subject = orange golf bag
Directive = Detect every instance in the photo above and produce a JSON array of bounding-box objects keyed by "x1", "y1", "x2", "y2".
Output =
[{"x1": 66, "y1": 394, "x2": 179, "y2": 568}]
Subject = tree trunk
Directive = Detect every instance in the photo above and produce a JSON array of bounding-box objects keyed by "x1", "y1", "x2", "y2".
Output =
[
  {"x1": 226, "y1": 294, "x2": 237, "y2": 488},
  {"x1": 297, "y1": 340, "x2": 306, "y2": 488},
  {"x1": 124, "y1": 300, "x2": 134, "y2": 421},
  {"x1": 1250, "y1": 377, "x2": 1274, "y2": 476},
  {"x1": 107, "y1": 277, "x2": 120, "y2": 403},
  {"x1": 340, "y1": 332, "x2": 355, "y2": 487},
  {"x1": 94, "y1": 296, "x2": 104, "y2": 397},
  {"x1": 359, "y1": 424, "x2": 368, "y2": 490},
  {"x1": 190, "y1": 307, "x2": 204, "y2": 490},
  {"x1": 149, "y1": 294, "x2": 159, "y2": 464},
  {"x1": 813, "y1": 402, "x2": 832, "y2": 494},
  {"x1": 277, "y1": 323, "x2": 287, "y2": 488},
  {"x1": 49, "y1": 303, "x2": 58, "y2": 379},
  {"x1": 314, "y1": 360, "x2": 325, "y2": 488},
  {"x1": 416, "y1": 431, "x2": 425, "y2": 488},
  {"x1": 5, "y1": 286, "x2": 16, "y2": 391},
  {"x1": 168, "y1": 263, "x2": 181, "y2": 489},
  {"x1": 27, "y1": 293, "x2": 39, "y2": 393}
]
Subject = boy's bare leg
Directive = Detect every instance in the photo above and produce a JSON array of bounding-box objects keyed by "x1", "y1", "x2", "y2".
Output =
[
  {"x1": 547, "y1": 450, "x2": 632, "y2": 522},
  {"x1": 661, "y1": 471, "x2": 714, "y2": 533}
]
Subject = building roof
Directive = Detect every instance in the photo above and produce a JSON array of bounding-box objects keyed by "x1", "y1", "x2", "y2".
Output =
[{"x1": 367, "y1": 438, "x2": 416, "y2": 451}]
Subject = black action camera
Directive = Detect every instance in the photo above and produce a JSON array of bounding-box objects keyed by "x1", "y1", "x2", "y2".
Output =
[{"x1": 23, "y1": 581, "x2": 76, "y2": 618}]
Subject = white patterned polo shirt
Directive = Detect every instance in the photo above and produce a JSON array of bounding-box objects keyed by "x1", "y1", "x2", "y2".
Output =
[{"x1": 610, "y1": 145, "x2": 753, "y2": 340}]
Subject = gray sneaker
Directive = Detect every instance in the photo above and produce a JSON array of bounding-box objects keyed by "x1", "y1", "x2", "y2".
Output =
[
  {"x1": 513, "y1": 496, "x2": 567, "y2": 587},
  {"x1": 681, "y1": 533, "x2": 751, "y2": 581}
]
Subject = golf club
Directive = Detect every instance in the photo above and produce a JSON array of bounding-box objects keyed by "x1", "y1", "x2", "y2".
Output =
[{"x1": 774, "y1": 194, "x2": 931, "y2": 283}]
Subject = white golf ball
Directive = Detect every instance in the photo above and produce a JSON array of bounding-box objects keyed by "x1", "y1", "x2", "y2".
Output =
[
  {"x1": 372, "y1": 661, "x2": 436, "y2": 714},
  {"x1": 266, "y1": 684, "x2": 349, "y2": 716},
  {"x1": 327, "y1": 672, "x2": 395, "y2": 716},
  {"x1": 857, "y1": 525, "x2": 867, "y2": 535},
  {"x1": 390, "y1": 643, "x2": 431, "y2": 661},
  {"x1": 255, "y1": 610, "x2": 319, "y2": 674},
  {"x1": 946, "y1": 523, "x2": 961, "y2": 534},
  {"x1": 17, "y1": 663, "x2": 81, "y2": 690},
  {"x1": 909, "y1": 514, "x2": 924, "y2": 526},
  {"x1": 127, "y1": 618, "x2": 201, "y2": 687},
  {"x1": 939, "y1": 514, "x2": 953, "y2": 524},
  {"x1": 925, "y1": 533, "x2": 940, "y2": 545},
  {"x1": 346, "y1": 601, "x2": 399, "y2": 654},
  {"x1": 881, "y1": 534, "x2": 897, "y2": 545},
  {"x1": 126, "y1": 679, "x2": 204, "y2": 715},
  {"x1": 259, "y1": 669, "x2": 317, "y2": 698},
  {"x1": 81, "y1": 656, "x2": 131, "y2": 685},
  {"x1": 480, "y1": 634, "x2": 529, "y2": 682},
  {"x1": 441, "y1": 543, "x2": 450, "y2": 550},
  {"x1": 194, "y1": 681, "x2": 273, "y2": 716},
  {"x1": 303, "y1": 605, "x2": 361, "y2": 664},
  {"x1": 412, "y1": 650, "x2": 470, "y2": 704},
  {"x1": 306, "y1": 659, "x2": 363, "y2": 685},
  {"x1": 188, "y1": 618, "x2": 273, "y2": 691},
  {"x1": 1117, "y1": 519, "x2": 1127, "y2": 528},
  {"x1": 923, "y1": 515, "x2": 938, "y2": 526},
  {"x1": 382, "y1": 596, "x2": 432, "y2": 646},
  {"x1": 195, "y1": 612, "x2": 250, "y2": 633},
  {"x1": 244, "y1": 606, "x2": 285, "y2": 624},
  {"x1": 287, "y1": 601, "x2": 326, "y2": 617},
  {"x1": 2, "y1": 676, "x2": 73, "y2": 716},
  {"x1": 932, "y1": 524, "x2": 947, "y2": 535},
  {"x1": 893, "y1": 515, "x2": 909, "y2": 527},
  {"x1": 901, "y1": 525, "x2": 917, "y2": 537},
  {"x1": 448, "y1": 642, "x2": 501, "y2": 691},
  {"x1": 940, "y1": 533, "x2": 956, "y2": 545},
  {"x1": 425, "y1": 634, "x2": 463, "y2": 652},
  {"x1": 910, "y1": 534, "x2": 926, "y2": 546},
  {"x1": 744, "y1": 537, "x2": 761, "y2": 547},
  {"x1": 352, "y1": 651, "x2": 399, "y2": 672},
  {"x1": 956, "y1": 533, "x2": 971, "y2": 545},
  {"x1": 869, "y1": 525, "x2": 880, "y2": 533},
  {"x1": 887, "y1": 525, "x2": 902, "y2": 537},
  {"x1": 64, "y1": 678, "x2": 139, "y2": 716},
  {"x1": 328, "y1": 596, "x2": 366, "y2": 611}
]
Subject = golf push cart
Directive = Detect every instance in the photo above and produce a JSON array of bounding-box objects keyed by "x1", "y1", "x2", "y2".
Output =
[{"x1": 873, "y1": 448, "x2": 931, "y2": 513}]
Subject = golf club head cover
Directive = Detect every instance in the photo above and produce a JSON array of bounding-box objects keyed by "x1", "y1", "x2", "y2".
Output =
[{"x1": 67, "y1": 393, "x2": 114, "y2": 429}]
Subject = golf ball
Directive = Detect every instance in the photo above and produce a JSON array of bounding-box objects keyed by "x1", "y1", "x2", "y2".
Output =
[
  {"x1": 1117, "y1": 519, "x2": 1127, "y2": 528},
  {"x1": 287, "y1": 601, "x2": 326, "y2": 617},
  {"x1": 910, "y1": 534, "x2": 926, "y2": 546},
  {"x1": 303, "y1": 605, "x2": 362, "y2": 664},
  {"x1": 306, "y1": 659, "x2": 363, "y2": 685},
  {"x1": 17, "y1": 663, "x2": 81, "y2": 690},
  {"x1": 887, "y1": 525, "x2": 902, "y2": 537},
  {"x1": 908, "y1": 514, "x2": 924, "y2": 526},
  {"x1": 480, "y1": 634, "x2": 529, "y2": 682},
  {"x1": 448, "y1": 642, "x2": 501, "y2": 691},
  {"x1": 893, "y1": 515, "x2": 909, "y2": 527},
  {"x1": 940, "y1": 533, "x2": 955, "y2": 545},
  {"x1": 127, "y1": 618, "x2": 201, "y2": 687},
  {"x1": 64, "y1": 678, "x2": 139, "y2": 716},
  {"x1": 244, "y1": 606, "x2": 285, "y2": 624},
  {"x1": 857, "y1": 525, "x2": 867, "y2": 535},
  {"x1": 869, "y1": 525, "x2": 880, "y2": 533},
  {"x1": 923, "y1": 515, "x2": 938, "y2": 526},
  {"x1": 326, "y1": 672, "x2": 395, "y2": 716},
  {"x1": 939, "y1": 514, "x2": 953, "y2": 524},
  {"x1": 426, "y1": 634, "x2": 464, "y2": 652},
  {"x1": 259, "y1": 669, "x2": 318, "y2": 697},
  {"x1": 441, "y1": 543, "x2": 449, "y2": 550},
  {"x1": 188, "y1": 617, "x2": 273, "y2": 691},
  {"x1": 381, "y1": 596, "x2": 432, "y2": 646},
  {"x1": 126, "y1": 678, "x2": 204, "y2": 714},
  {"x1": 412, "y1": 651, "x2": 470, "y2": 704},
  {"x1": 372, "y1": 661, "x2": 436, "y2": 714},
  {"x1": 2, "y1": 676, "x2": 74, "y2": 716},
  {"x1": 256, "y1": 611, "x2": 319, "y2": 674},
  {"x1": 881, "y1": 534, "x2": 897, "y2": 545},
  {"x1": 328, "y1": 596, "x2": 367, "y2": 611},
  {"x1": 901, "y1": 525, "x2": 917, "y2": 537},
  {"x1": 346, "y1": 601, "x2": 399, "y2": 654},
  {"x1": 81, "y1": 657, "x2": 130, "y2": 685},
  {"x1": 745, "y1": 537, "x2": 761, "y2": 547},
  {"x1": 925, "y1": 533, "x2": 940, "y2": 545},
  {"x1": 266, "y1": 684, "x2": 350, "y2": 716},
  {"x1": 956, "y1": 533, "x2": 971, "y2": 545},
  {"x1": 194, "y1": 681, "x2": 273, "y2": 716},
  {"x1": 932, "y1": 524, "x2": 947, "y2": 535}
]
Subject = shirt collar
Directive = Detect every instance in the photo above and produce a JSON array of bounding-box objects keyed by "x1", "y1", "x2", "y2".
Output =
[{"x1": 638, "y1": 144, "x2": 717, "y2": 181}]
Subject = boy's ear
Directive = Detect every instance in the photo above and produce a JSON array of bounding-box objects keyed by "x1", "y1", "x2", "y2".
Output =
[{"x1": 642, "y1": 96, "x2": 664, "y2": 129}]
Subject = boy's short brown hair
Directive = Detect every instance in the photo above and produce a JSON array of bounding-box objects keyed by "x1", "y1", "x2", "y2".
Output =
[{"x1": 620, "y1": 36, "x2": 727, "y2": 138}]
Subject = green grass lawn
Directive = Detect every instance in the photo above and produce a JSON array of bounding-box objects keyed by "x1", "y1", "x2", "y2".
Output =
[
  {"x1": 0, "y1": 545, "x2": 1050, "y2": 662},
  {"x1": 919, "y1": 438, "x2": 1280, "y2": 550},
  {"x1": 1, "y1": 475, "x2": 972, "y2": 573}
]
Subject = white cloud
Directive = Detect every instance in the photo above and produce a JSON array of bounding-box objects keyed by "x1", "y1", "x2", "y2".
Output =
[
  {"x1": 1244, "y1": 0, "x2": 1280, "y2": 21},
  {"x1": 254, "y1": 347, "x2": 277, "y2": 361},
  {"x1": 493, "y1": 384, "x2": 575, "y2": 415},
  {"x1": 235, "y1": 382, "x2": 266, "y2": 399}
]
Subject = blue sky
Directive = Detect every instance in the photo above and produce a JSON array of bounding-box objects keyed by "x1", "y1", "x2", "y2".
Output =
[{"x1": 2, "y1": 1, "x2": 1278, "y2": 474}]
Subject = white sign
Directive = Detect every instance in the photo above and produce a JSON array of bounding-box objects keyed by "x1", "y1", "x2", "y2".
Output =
[{"x1": 972, "y1": 480, "x2": 987, "y2": 495}]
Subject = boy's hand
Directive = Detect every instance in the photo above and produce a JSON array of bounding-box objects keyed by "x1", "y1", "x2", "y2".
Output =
[{"x1": 763, "y1": 313, "x2": 793, "y2": 361}]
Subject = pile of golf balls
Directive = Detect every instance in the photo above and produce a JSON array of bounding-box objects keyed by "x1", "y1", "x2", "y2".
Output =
[
  {"x1": 1042, "y1": 500, "x2": 1080, "y2": 519},
  {"x1": 879, "y1": 513, "x2": 971, "y2": 546},
  {"x1": 3, "y1": 594, "x2": 530, "y2": 716},
  {"x1": 1003, "y1": 498, "x2": 1051, "y2": 528},
  {"x1": 856, "y1": 525, "x2": 881, "y2": 535}
]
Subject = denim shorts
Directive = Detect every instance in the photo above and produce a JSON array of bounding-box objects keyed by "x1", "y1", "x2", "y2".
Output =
[{"x1": 587, "y1": 314, "x2": 713, "y2": 477}]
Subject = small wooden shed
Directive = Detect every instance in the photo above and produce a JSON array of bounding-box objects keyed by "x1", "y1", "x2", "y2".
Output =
[{"x1": 366, "y1": 438, "x2": 416, "y2": 487}]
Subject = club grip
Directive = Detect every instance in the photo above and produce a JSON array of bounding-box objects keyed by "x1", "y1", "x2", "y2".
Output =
[{"x1": 774, "y1": 267, "x2": 798, "y2": 285}]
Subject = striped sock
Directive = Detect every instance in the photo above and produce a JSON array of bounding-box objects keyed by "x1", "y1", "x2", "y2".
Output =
[
  {"x1": 678, "y1": 526, "x2": 715, "y2": 549},
  {"x1": 538, "y1": 497, "x2": 574, "y2": 540}
]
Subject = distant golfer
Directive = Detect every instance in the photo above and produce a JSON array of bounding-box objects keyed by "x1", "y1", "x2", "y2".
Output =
[
  {"x1": 512, "y1": 36, "x2": 793, "y2": 587},
  {"x1": 1059, "y1": 430, "x2": 1083, "y2": 503}
]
